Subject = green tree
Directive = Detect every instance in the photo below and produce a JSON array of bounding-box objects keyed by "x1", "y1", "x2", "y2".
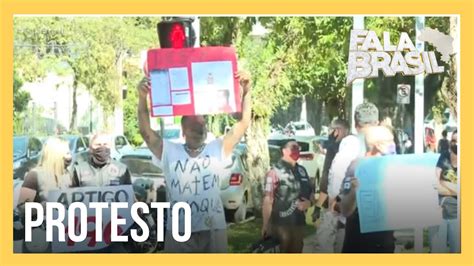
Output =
[
  {"x1": 13, "y1": 17, "x2": 158, "y2": 133},
  {"x1": 13, "y1": 71, "x2": 31, "y2": 134},
  {"x1": 13, "y1": 71, "x2": 30, "y2": 115},
  {"x1": 199, "y1": 17, "x2": 357, "y2": 210},
  {"x1": 363, "y1": 16, "x2": 452, "y2": 134},
  {"x1": 123, "y1": 60, "x2": 145, "y2": 146}
]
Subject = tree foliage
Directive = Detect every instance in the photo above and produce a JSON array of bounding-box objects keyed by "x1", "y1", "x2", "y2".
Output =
[{"x1": 14, "y1": 17, "x2": 158, "y2": 132}]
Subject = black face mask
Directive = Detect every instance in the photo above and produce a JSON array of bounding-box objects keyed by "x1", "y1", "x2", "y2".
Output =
[
  {"x1": 91, "y1": 146, "x2": 111, "y2": 166},
  {"x1": 328, "y1": 131, "x2": 338, "y2": 142},
  {"x1": 451, "y1": 144, "x2": 458, "y2": 155}
]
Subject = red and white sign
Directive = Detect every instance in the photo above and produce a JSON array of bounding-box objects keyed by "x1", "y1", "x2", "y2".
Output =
[{"x1": 147, "y1": 47, "x2": 240, "y2": 117}]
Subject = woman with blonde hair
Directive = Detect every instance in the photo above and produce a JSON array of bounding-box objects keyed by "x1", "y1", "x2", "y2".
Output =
[
  {"x1": 16, "y1": 137, "x2": 72, "y2": 252},
  {"x1": 17, "y1": 137, "x2": 73, "y2": 206}
]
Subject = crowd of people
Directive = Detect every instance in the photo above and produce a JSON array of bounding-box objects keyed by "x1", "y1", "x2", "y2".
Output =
[
  {"x1": 13, "y1": 69, "x2": 459, "y2": 254},
  {"x1": 262, "y1": 102, "x2": 459, "y2": 254}
]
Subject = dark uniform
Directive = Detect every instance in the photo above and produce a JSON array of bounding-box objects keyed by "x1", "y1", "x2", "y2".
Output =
[
  {"x1": 265, "y1": 159, "x2": 312, "y2": 252},
  {"x1": 70, "y1": 158, "x2": 132, "y2": 253},
  {"x1": 72, "y1": 159, "x2": 131, "y2": 187}
]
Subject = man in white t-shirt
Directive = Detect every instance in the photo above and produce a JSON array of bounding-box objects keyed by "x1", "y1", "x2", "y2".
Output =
[
  {"x1": 137, "y1": 72, "x2": 251, "y2": 253},
  {"x1": 322, "y1": 102, "x2": 379, "y2": 252}
]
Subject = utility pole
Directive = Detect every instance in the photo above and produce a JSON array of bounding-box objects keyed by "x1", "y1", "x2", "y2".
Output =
[
  {"x1": 414, "y1": 16, "x2": 426, "y2": 253},
  {"x1": 351, "y1": 16, "x2": 365, "y2": 133}
]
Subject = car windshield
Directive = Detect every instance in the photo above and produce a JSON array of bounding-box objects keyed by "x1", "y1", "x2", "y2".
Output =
[
  {"x1": 59, "y1": 136, "x2": 76, "y2": 151},
  {"x1": 13, "y1": 137, "x2": 27, "y2": 159},
  {"x1": 163, "y1": 129, "x2": 181, "y2": 139},
  {"x1": 294, "y1": 124, "x2": 306, "y2": 130},
  {"x1": 297, "y1": 141, "x2": 310, "y2": 152},
  {"x1": 121, "y1": 156, "x2": 163, "y2": 177}
]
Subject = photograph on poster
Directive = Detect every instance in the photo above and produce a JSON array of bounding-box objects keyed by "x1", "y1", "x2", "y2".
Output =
[{"x1": 192, "y1": 61, "x2": 236, "y2": 114}]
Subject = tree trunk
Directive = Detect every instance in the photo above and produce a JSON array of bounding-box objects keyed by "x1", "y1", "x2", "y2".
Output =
[
  {"x1": 306, "y1": 95, "x2": 323, "y2": 135},
  {"x1": 244, "y1": 116, "x2": 270, "y2": 217},
  {"x1": 113, "y1": 51, "x2": 126, "y2": 134},
  {"x1": 69, "y1": 79, "x2": 78, "y2": 132}
]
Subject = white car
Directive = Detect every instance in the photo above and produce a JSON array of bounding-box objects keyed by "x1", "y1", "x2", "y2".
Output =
[
  {"x1": 294, "y1": 136, "x2": 327, "y2": 192},
  {"x1": 268, "y1": 135, "x2": 327, "y2": 192},
  {"x1": 154, "y1": 125, "x2": 216, "y2": 144},
  {"x1": 220, "y1": 143, "x2": 254, "y2": 223},
  {"x1": 285, "y1": 121, "x2": 316, "y2": 137},
  {"x1": 111, "y1": 135, "x2": 134, "y2": 160},
  {"x1": 424, "y1": 108, "x2": 458, "y2": 139}
]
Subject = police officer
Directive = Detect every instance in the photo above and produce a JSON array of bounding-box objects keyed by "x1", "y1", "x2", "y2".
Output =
[
  {"x1": 71, "y1": 133, "x2": 131, "y2": 187},
  {"x1": 262, "y1": 139, "x2": 313, "y2": 253},
  {"x1": 70, "y1": 133, "x2": 132, "y2": 253}
]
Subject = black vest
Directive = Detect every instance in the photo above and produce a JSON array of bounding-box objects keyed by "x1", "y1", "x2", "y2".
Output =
[{"x1": 271, "y1": 160, "x2": 312, "y2": 226}]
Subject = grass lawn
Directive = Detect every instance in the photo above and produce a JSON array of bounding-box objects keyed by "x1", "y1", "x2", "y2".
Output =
[{"x1": 227, "y1": 208, "x2": 317, "y2": 253}]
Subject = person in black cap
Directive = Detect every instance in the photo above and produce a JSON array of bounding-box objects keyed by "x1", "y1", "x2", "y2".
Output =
[
  {"x1": 313, "y1": 119, "x2": 350, "y2": 253},
  {"x1": 261, "y1": 138, "x2": 313, "y2": 253}
]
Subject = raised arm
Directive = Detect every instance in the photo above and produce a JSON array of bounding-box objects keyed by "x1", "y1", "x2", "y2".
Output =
[
  {"x1": 137, "y1": 77, "x2": 164, "y2": 160},
  {"x1": 223, "y1": 71, "x2": 252, "y2": 157}
]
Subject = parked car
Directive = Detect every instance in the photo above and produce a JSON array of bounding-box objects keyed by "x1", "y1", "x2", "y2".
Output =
[
  {"x1": 159, "y1": 125, "x2": 185, "y2": 143},
  {"x1": 268, "y1": 135, "x2": 326, "y2": 192},
  {"x1": 112, "y1": 134, "x2": 134, "y2": 160},
  {"x1": 285, "y1": 121, "x2": 316, "y2": 137},
  {"x1": 120, "y1": 147, "x2": 166, "y2": 204},
  {"x1": 13, "y1": 136, "x2": 43, "y2": 179},
  {"x1": 424, "y1": 108, "x2": 457, "y2": 136},
  {"x1": 13, "y1": 178, "x2": 23, "y2": 208},
  {"x1": 154, "y1": 125, "x2": 216, "y2": 144},
  {"x1": 60, "y1": 135, "x2": 90, "y2": 164},
  {"x1": 120, "y1": 147, "x2": 166, "y2": 252},
  {"x1": 296, "y1": 136, "x2": 326, "y2": 192},
  {"x1": 220, "y1": 143, "x2": 255, "y2": 223}
]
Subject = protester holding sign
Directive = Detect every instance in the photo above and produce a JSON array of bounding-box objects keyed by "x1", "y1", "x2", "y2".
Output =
[
  {"x1": 339, "y1": 126, "x2": 397, "y2": 253},
  {"x1": 262, "y1": 139, "x2": 313, "y2": 253},
  {"x1": 16, "y1": 137, "x2": 73, "y2": 252},
  {"x1": 137, "y1": 71, "x2": 252, "y2": 253}
]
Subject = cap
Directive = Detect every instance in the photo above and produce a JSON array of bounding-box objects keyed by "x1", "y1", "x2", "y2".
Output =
[{"x1": 355, "y1": 102, "x2": 379, "y2": 126}]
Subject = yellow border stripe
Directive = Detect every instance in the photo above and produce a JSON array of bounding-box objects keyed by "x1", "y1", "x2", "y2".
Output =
[{"x1": 1, "y1": 0, "x2": 473, "y2": 265}]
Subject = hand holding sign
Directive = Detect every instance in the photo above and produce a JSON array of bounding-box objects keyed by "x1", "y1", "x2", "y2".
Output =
[
  {"x1": 137, "y1": 77, "x2": 151, "y2": 99},
  {"x1": 236, "y1": 70, "x2": 251, "y2": 96}
]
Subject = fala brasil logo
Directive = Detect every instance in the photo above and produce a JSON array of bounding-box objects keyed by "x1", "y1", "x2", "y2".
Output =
[{"x1": 346, "y1": 28, "x2": 454, "y2": 85}]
